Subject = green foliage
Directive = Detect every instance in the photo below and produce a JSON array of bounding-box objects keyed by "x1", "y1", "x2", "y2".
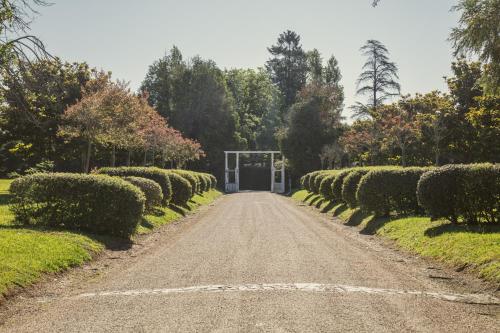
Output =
[
  {"x1": 331, "y1": 169, "x2": 352, "y2": 202},
  {"x1": 10, "y1": 173, "x2": 145, "y2": 238},
  {"x1": 96, "y1": 167, "x2": 172, "y2": 205},
  {"x1": 123, "y1": 176, "x2": 163, "y2": 212},
  {"x1": 342, "y1": 169, "x2": 370, "y2": 208},
  {"x1": 417, "y1": 164, "x2": 499, "y2": 224},
  {"x1": 318, "y1": 174, "x2": 335, "y2": 200},
  {"x1": 171, "y1": 170, "x2": 199, "y2": 196},
  {"x1": 207, "y1": 174, "x2": 217, "y2": 189},
  {"x1": 164, "y1": 171, "x2": 192, "y2": 205},
  {"x1": 305, "y1": 171, "x2": 324, "y2": 193},
  {"x1": 357, "y1": 167, "x2": 430, "y2": 216}
]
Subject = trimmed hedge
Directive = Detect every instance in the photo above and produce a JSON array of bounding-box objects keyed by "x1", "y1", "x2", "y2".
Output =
[
  {"x1": 207, "y1": 174, "x2": 217, "y2": 189},
  {"x1": 171, "y1": 170, "x2": 199, "y2": 196},
  {"x1": 342, "y1": 169, "x2": 370, "y2": 208},
  {"x1": 417, "y1": 164, "x2": 499, "y2": 224},
  {"x1": 123, "y1": 176, "x2": 163, "y2": 211},
  {"x1": 164, "y1": 172, "x2": 192, "y2": 205},
  {"x1": 331, "y1": 169, "x2": 353, "y2": 202},
  {"x1": 319, "y1": 174, "x2": 336, "y2": 200},
  {"x1": 97, "y1": 167, "x2": 172, "y2": 204},
  {"x1": 357, "y1": 167, "x2": 430, "y2": 216},
  {"x1": 305, "y1": 171, "x2": 322, "y2": 192},
  {"x1": 10, "y1": 173, "x2": 145, "y2": 238},
  {"x1": 312, "y1": 172, "x2": 329, "y2": 194},
  {"x1": 198, "y1": 174, "x2": 210, "y2": 192}
]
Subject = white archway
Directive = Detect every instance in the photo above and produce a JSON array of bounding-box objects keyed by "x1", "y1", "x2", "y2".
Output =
[{"x1": 224, "y1": 151, "x2": 285, "y2": 193}]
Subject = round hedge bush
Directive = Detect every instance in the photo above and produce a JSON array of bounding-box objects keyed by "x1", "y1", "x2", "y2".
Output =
[
  {"x1": 417, "y1": 164, "x2": 499, "y2": 224},
  {"x1": 331, "y1": 169, "x2": 352, "y2": 202},
  {"x1": 123, "y1": 176, "x2": 163, "y2": 211},
  {"x1": 10, "y1": 173, "x2": 145, "y2": 238},
  {"x1": 171, "y1": 170, "x2": 199, "y2": 196},
  {"x1": 165, "y1": 172, "x2": 192, "y2": 205},
  {"x1": 198, "y1": 174, "x2": 210, "y2": 192},
  {"x1": 96, "y1": 167, "x2": 172, "y2": 205},
  {"x1": 341, "y1": 169, "x2": 370, "y2": 208},
  {"x1": 312, "y1": 172, "x2": 329, "y2": 194},
  {"x1": 357, "y1": 167, "x2": 430, "y2": 216},
  {"x1": 319, "y1": 174, "x2": 337, "y2": 200},
  {"x1": 207, "y1": 174, "x2": 217, "y2": 189}
]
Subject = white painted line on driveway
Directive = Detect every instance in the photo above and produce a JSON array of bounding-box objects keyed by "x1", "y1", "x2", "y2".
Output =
[{"x1": 66, "y1": 283, "x2": 500, "y2": 305}]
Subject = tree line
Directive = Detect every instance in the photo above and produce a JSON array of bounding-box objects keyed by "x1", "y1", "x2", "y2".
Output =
[{"x1": 0, "y1": 0, "x2": 498, "y2": 180}]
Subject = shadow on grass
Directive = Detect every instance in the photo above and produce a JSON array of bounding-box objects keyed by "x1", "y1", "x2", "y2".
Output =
[
  {"x1": 0, "y1": 224, "x2": 133, "y2": 250},
  {"x1": 320, "y1": 200, "x2": 337, "y2": 214},
  {"x1": 359, "y1": 216, "x2": 392, "y2": 235},
  {"x1": 424, "y1": 222, "x2": 500, "y2": 237},
  {"x1": 314, "y1": 198, "x2": 326, "y2": 209},
  {"x1": 309, "y1": 195, "x2": 322, "y2": 207},
  {"x1": 304, "y1": 193, "x2": 315, "y2": 201},
  {"x1": 332, "y1": 203, "x2": 348, "y2": 216},
  {"x1": 344, "y1": 208, "x2": 368, "y2": 227}
]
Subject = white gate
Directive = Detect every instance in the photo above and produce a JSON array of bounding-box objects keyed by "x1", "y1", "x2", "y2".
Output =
[{"x1": 224, "y1": 151, "x2": 285, "y2": 193}]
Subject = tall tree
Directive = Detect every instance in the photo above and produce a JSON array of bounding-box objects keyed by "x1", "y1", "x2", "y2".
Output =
[
  {"x1": 450, "y1": 0, "x2": 500, "y2": 92},
  {"x1": 266, "y1": 30, "x2": 308, "y2": 115},
  {"x1": 352, "y1": 40, "x2": 400, "y2": 118}
]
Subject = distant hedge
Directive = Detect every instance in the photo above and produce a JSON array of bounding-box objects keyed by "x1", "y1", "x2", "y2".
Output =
[
  {"x1": 331, "y1": 169, "x2": 352, "y2": 202},
  {"x1": 164, "y1": 171, "x2": 192, "y2": 205},
  {"x1": 342, "y1": 169, "x2": 370, "y2": 208},
  {"x1": 123, "y1": 176, "x2": 163, "y2": 211},
  {"x1": 10, "y1": 173, "x2": 145, "y2": 238},
  {"x1": 319, "y1": 174, "x2": 337, "y2": 200},
  {"x1": 171, "y1": 170, "x2": 199, "y2": 196},
  {"x1": 417, "y1": 164, "x2": 499, "y2": 224},
  {"x1": 357, "y1": 168, "x2": 430, "y2": 216},
  {"x1": 97, "y1": 167, "x2": 172, "y2": 204}
]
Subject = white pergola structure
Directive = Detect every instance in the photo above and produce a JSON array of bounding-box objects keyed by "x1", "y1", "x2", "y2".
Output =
[{"x1": 224, "y1": 151, "x2": 285, "y2": 193}]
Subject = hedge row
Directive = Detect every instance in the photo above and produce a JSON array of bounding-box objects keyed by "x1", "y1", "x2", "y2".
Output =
[
  {"x1": 301, "y1": 164, "x2": 499, "y2": 224},
  {"x1": 417, "y1": 164, "x2": 499, "y2": 224},
  {"x1": 10, "y1": 173, "x2": 145, "y2": 238}
]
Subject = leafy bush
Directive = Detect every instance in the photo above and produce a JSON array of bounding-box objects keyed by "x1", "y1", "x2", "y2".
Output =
[
  {"x1": 164, "y1": 172, "x2": 192, "y2": 205},
  {"x1": 207, "y1": 174, "x2": 217, "y2": 189},
  {"x1": 198, "y1": 174, "x2": 210, "y2": 192},
  {"x1": 357, "y1": 167, "x2": 430, "y2": 216},
  {"x1": 123, "y1": 176, "x2": 163, "y2": 211},
  {"x1": 417, "y1": 164, "x2": 499, "y2": 224},
  {"x1": 96, "y1": 167, "x2": 172, "y2": 204},
  {"x1": 342, "y1": 169, "x2": 370, "y2": 208},
  {"x1": 171, "y1": 170, "x2": 199, "y2": 196},
  {"x1": 312, "y1": 172, "x2": 329, "y2": 194},
  {"x1": 10, "y1": 173, "x2": 145, "y2": 238},
  {"x1": 331, "y1": 169, "x2": 352, "y2": 202},
  {"x1": 319, "y1": 174, "x2": 337, "y2": 200}
]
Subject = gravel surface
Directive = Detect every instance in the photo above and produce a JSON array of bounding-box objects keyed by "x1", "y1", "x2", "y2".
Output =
[{"x1": 0, "y1": 192, "x2": 498, "y2": 332}]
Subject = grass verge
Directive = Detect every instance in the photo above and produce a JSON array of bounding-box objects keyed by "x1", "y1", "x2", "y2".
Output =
[
  {"x1": 0, "y1": 178, "x2": 222, "y2": 297},
  {"x1": 292, "y1": 189, "x2": 500, "y2": 285}
]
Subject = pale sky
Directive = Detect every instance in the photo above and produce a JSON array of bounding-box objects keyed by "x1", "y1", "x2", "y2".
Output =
[{"x1": 30, "y1": 0, "x2": 459, "y2": 118}]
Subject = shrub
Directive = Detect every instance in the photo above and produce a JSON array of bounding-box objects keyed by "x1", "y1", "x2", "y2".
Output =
[
  {"x1": 171, "y1": 170, "x2": 199, "y2": 197},
  {"x1": 10, "y1": 173, "x2": 145, "y2": 238},
  {"x1": 417, "y1": 164, "x2": 499, "y2": 224},
  {"x1": 342, "y1": 169, "x2": 370, "y2": 208},
  {"x1": 357, "y1": 167, "x2": 430, "y2": 216},
  {"x1": 198, "y1": 174, "x2": 210, "y2": 192},
  {"x1": 331, "y1": 169, "x2": 352, "y2": 202},
  {"x1": 96, "y1": 167, "x2": 172, "y2": 204},
  {"x1": 123, "y1": 176, "x2": 163, "y2": 211},
  {"x1": 208, "y1": 174, "x2": 217, "y2": 189},
  {"x1": 319, "y1": 174, "x2": 337, "y2": 200},
  {"x1": 302, "y1": 173, "x2": 312, "y2": 191},
  {"x1": 312, "y1": 172, "x2": 329, "y2": 194},
  {"x1": 164, "y1": 172, "x2": 192, "y2": 205}
]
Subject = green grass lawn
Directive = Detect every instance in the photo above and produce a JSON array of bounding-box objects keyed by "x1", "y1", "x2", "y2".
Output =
[
  {"x1": 292, "y1": 189, "x2": 500, "y2": 285},
  {"x1": 0, "y1": 178, "x2": 222, "y2": 297}
]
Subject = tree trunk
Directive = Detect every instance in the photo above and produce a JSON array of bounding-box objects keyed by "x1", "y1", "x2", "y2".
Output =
[
  {"x1": 127, "y1": 150, "x2": 131, "y2": 166},
  {"x1": 435, "y1": 145, "x2": 440, "y2": 166},
  {"x1": 111, "y1": 145, "x2": 116, "y2": 167},
  {"x1": 143, "y1": 150, "x2": 147, "y2": 166},
  {"x1": 85, "y1": 141, "x2": 92, "y2": 173}
]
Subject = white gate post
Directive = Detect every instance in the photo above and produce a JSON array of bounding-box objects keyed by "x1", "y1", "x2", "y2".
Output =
[
  {"x1": 224, "y1": 151, "x2": 228, "y2": 192},
  {"x1": 235, "y1": 152, "x2": 240, "y2": 192},
  {"x1": 280, "y1": 154, "x2": 285, "y2": 193},
  {"x1": 271, "y1": 152, "x2": 275, "y2": 192}
]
